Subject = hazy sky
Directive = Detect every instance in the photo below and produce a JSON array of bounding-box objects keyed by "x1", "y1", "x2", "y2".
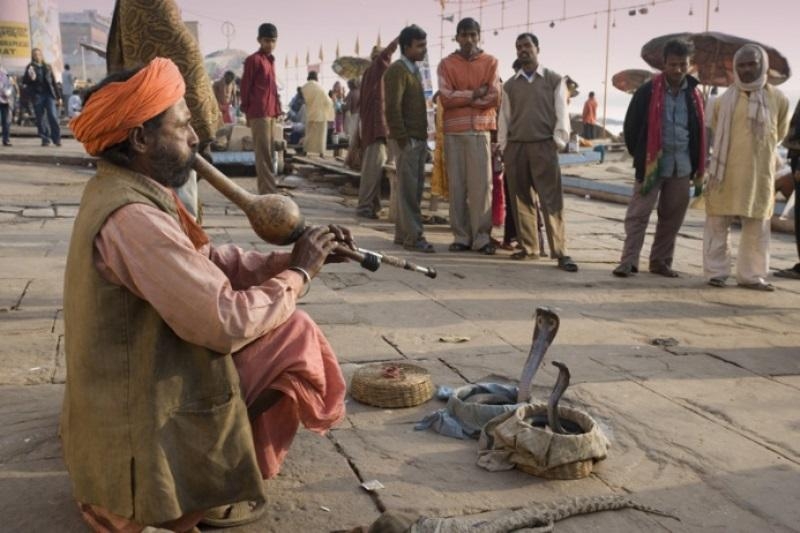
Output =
[{"x1": 56, "y1": 0, "x2": 798, "y2": 124}]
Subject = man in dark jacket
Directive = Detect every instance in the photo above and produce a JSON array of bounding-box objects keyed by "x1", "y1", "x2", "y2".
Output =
[
  {"x1": 614, "y1": 38, "x2": 705, "y2": 278},
  {"x1": 22, "y1": 48, "x2": 61, "y2": 146},
  {"x1": 776, "y1": 100, "x2": 800, "y2": 279}
]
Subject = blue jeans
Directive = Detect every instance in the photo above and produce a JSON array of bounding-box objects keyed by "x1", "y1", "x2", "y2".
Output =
[
  {"x1": 0, "y1": 104, "x2": 9, "y2": 144},
  {"x1": 34, "y1": 94, "x2": 60, "y2": 145}
]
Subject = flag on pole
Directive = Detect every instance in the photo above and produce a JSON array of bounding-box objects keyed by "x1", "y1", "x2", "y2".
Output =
[
  {"x1": 355, "y1": 36, "x2": 360, "y2": 56},
  {"x1": 318, "y1": 44, "x2": 324, "y2": 62}
]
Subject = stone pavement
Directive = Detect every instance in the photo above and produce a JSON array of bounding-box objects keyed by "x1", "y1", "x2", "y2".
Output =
[{"x1": 1, "y1": 140, "x2": 799, "y2": 532}]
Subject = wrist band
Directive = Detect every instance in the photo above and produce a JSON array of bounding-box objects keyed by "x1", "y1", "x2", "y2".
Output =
[{"x1": 288, "y1": 266, "x2": 311, "y2": 298}]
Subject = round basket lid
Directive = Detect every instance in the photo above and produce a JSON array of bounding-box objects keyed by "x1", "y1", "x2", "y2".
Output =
[{"x1": 350, "y1": 363, "x2": 434, "y2": 408}]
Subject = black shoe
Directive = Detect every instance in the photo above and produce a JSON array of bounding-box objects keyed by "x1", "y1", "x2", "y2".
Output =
[
  {"x1": 448, "y1": 242, "x2": 470, "y2": 252},
  {"x1": 2, "y1": 142, "x2": 11, "y2": 147},
  {"x1": 478, "y1": 243, "x2": 496, "y2": 255},
  {"x1": 510, "y1": 250, "x2": 530, "y2": 260},
  {"x1": 41, "y1": 141, "x2": 50, "y2": 147},
  {"x1": 557, "y1": 256, "x2": 579, "y2": 272},
  {"x1": 404, "y1": 239, "x2": 435, "y2": 253},
  {"x1": 613, "y1": 263, "x2": 637, "y2": 277}
]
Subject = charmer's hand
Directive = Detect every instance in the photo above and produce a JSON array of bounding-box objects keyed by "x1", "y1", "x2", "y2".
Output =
[
  {"x1": 325, "y1": 224, "x2": 356, "y2": 264},
  {"x1": 289, "y1": 226, "x2": 338, "y2": 278}
]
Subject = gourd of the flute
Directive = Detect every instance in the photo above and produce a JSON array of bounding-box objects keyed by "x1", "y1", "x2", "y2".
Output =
[{"x1": 243, "y1": 193, "x2": 306, "y2": 246}]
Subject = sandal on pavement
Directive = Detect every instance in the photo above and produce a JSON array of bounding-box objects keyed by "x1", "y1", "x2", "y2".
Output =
[
  {"x1": 404, "y1": 239, "x2": 435, "y2": 253},
  {"x1": 738, "y1": 281, "x2": 775, "y2": 292},
  {"x1": 200, "y1": 500, "x2": 266, "y2": 528},
  {"x1": 510, "y1": 250, "x2": 530, "y2": 260},
  {"x1": 649, "y1": 264, "x2": 679, "y2": 278},
  {"x1": 448, "y1": 242, "x2": 470, "y2": 252},
  {"x1": 557, "y1": 256, "x2": 579, "y2": 272},
  {"x1": 708, "y1": 277, "x2": 727, "y2": 288}
]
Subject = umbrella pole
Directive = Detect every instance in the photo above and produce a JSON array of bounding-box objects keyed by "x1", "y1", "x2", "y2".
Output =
[{"x1": 601, "y1": 0, "x2": 611, "y2": 139}]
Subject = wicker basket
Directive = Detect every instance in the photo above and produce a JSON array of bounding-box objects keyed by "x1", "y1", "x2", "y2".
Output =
[
  {"x1": 350, "y1": 363, "x2": 434, "y2": 408},
  {"x1": 516, "y1": 459, "x2": 595, "y2": 480}
]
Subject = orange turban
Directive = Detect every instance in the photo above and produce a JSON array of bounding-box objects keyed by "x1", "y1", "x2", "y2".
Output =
[{"x1": 70, "y1": 57, "x2": 185, "y2": 156}]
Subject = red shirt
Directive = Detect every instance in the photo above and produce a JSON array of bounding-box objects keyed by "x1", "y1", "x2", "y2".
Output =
[{"x1": 240, "y1": 50, "x2": 281, "y2": 119}]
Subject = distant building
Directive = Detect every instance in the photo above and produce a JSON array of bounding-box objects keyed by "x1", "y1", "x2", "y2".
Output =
[{"x1": 59, "y1": 10, "x2": 111, "y2": 83}]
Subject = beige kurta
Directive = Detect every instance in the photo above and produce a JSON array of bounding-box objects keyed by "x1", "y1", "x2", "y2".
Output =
[{"x1": 706, "y1": 86, "x2": 790, "y2": 219}]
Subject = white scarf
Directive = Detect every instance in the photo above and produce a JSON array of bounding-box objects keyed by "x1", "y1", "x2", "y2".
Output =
[{"x1": 707, "y1": 44, "x2": 771, "y2": 188}]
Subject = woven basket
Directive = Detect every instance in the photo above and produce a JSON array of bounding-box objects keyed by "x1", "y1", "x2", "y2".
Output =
[
  {"x1": 350, "y1": 363, "x2": 434, "y2": 408},
  {"x1": 517, "y1": 459, "x2": 595, "y2": 480}
]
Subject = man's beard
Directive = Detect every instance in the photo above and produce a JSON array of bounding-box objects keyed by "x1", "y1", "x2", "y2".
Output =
[{"x1": 150, "y1": 147, "x2": 197, "y2": 188}]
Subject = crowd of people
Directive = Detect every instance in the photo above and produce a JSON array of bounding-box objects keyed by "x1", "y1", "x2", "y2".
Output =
[{"x1": 3, "y1": 2, "x2": 795, "y2": 530}]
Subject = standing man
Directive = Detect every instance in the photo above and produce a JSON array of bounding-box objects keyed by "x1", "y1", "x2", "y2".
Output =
[
  {"x1": 241, "y1": 23, "x2": 282, "y2": 194},
  {"x1": 497, "y1": 33, "x2": 577, "y2": 271},
  {"x1": 61, "y1": 64, "x2": 74, "y2": 118},
  {"x1": 213, "y1": 70, "x2": 238, "y2": 125},
  {"x1": 356, "y1": 37, "x2": 399, "y2": 219},
  {"x1": 343, "y1": 78, "x2": 362, "y2": 170},
  {"x1": 703, "y1": 44, "x2": 790, "y2": 291},
  {"x1": 22, "y1": 48, "x2": 61, "y2": 147},
  {"x1": 776, "y1": 100, "x2": 800, "y2": 279},
  {"x1": 108, "y1": 0, "x2": 221, "y2": 219},
  {"x1": 384, "y1": 25, "x2": 435, "y2": 253},
  {"x1": 0, "y1": 63, "x2": 12, "y2": 146},
  {"x1": 613, "y1": 39, "x2": 706, "y2": 278},
  {"x1": 581, "y1": 91, "x2": 597, "y2": 139},
  {"x1": 437, "y1": 17, "x2": 500, "y2": 255},
  {"x1": 301, "y1": 71, "x2": 334, "y2": 157}
]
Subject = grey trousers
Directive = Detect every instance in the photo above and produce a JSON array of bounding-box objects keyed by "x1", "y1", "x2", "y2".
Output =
[
  {"x1": 504, "y1": 141, "x2": 568, "y2": 258},
  {"x1": 445, "y1": 132, "x2": 492, "y2": 250},
  {"x1": 619, "y1": 176, "x2": 690, "y2": 269},
  {"x1": 389, "y1": 138, "x2": 427, "y2": 246},
  {"x1": 357, "y1": 140, "x2": 387, "y2": 216},
  {"x1": 250, "y1": 117, "x2": 276, "y2": 194}
]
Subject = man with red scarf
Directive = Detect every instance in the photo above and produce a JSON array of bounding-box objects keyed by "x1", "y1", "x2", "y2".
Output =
[{"x1": 614, "y1": 38, "x2": 706, "y2": 278}]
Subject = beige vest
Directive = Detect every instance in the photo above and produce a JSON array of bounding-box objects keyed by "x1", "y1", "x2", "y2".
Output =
[
  {"x1": 503, "y1": 68, "x2": 562, "y2": 143},
  {"x1": 61, "y1": 161, "x2": 264, "y2": 524}
]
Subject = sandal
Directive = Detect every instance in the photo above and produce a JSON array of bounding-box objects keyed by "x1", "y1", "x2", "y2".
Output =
[
  {"x1": 404, "y1": 239, "x2": 435, "y2": 253},
  {"x1": 510, "y1": 250, "x2": 530, "y2": 260},
  {"x1": 200, "y1": 500, "x2": 267, "y2": 528}
]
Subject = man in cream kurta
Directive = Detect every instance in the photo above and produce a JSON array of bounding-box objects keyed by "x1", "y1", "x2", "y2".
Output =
[
  {"x1": 302, "y1": 71, "x2": 334, "y2": 156},
  {"x1": 703, "y1": 44, "x2": 790, "y2": 290}
]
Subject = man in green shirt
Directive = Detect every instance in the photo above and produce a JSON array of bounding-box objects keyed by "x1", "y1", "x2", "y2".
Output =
[{"x1": 384, "y1": 24, "x2": 435, "y2": 253}]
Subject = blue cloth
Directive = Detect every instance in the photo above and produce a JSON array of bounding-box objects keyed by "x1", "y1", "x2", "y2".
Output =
[
  {"x1": 660, "y1": 80, "x2": 692, "y2": 178},
  {"x1": 0, "y1": 104, "x2": 9, "y2": 145},
  {"x1": 415, "y1": 383, "x2": 522, "y2": 440}
]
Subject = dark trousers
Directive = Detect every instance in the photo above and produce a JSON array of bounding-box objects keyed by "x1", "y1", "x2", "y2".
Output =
[
  {"x1": 582, "y1": 123, "x2": 594, "y2": 140},
  {"x1": 0, "y1": 104, "x2": 9, "y2": 144},
  {"x1": 793, "y1": 157, "x2": 799, "y2": 260},
  {"x1": 619, "y1": 175, "x2": 690, "y2": 270},
  {"x1": 34, "y1": 94, "x2": 60, "y2": 145}
]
